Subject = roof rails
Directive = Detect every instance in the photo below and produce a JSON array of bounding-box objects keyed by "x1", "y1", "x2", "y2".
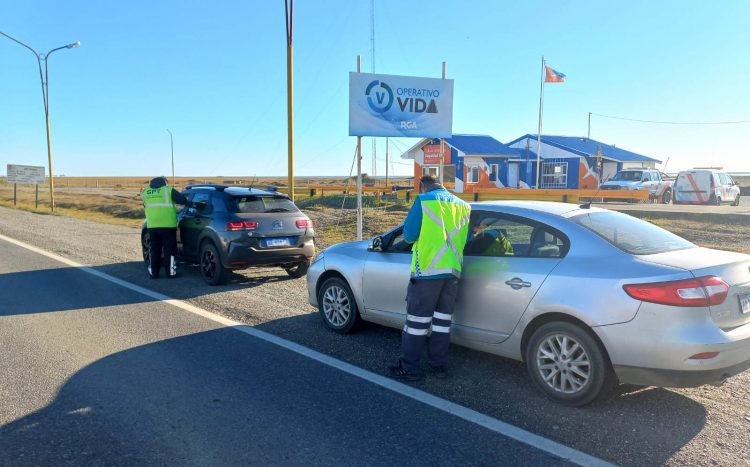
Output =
[{"x1": 184, "y1": 184, "x2": 227, "y2": 191}]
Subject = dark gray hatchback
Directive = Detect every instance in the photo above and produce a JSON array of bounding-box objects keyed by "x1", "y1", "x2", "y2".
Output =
[{"x1": 141, "y1": 184, "x2": 315, "y2": 285}]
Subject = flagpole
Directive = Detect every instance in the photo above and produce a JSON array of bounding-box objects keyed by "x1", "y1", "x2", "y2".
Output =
[{"x1": 536, "y1": 56, "x2": 545, "y2": 188}]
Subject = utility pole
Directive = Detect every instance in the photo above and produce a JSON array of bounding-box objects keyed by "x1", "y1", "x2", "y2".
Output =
[
  {"x1": 356, "y1": 55, "x2": 363, "y2": 240},
  {"x1": 370, "y1": 0, "x2": 377, "y2": 180},
  {"x1": 588, "y1": 112, "x2": 591, "y2": 140},
  {"x1": 285, "y1": 0, "x2": 295, "y2": 201}
]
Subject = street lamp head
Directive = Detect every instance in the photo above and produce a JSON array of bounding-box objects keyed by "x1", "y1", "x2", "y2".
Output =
[{"x1": 66, "y1": 41, "x2": 81, "y2": 49}]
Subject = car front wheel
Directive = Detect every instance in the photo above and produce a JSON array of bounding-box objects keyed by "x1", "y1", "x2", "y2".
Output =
[
  {"x1": 525, "y1": 321, "x2": 615, "y2": 406},
  {"x1": 200, "y1": 242, "x2": 229, "y2": 285},
  {"x1": 732, "y1": 195, "x2": 741, "y2": 206},
  {"x1": 142, "y1": 231, "x2": 151, "y2": 265},
  {"x1": 318, "y1": 277, "x2": 359, "y2": 333}
]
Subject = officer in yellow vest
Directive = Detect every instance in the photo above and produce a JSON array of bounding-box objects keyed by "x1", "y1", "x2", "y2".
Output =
[
  {"x1": 390, "y1": 175, "x2": 471, "y2": 381},
  {"x1": 142, "y1": 176, "x2": 188, "y2": 279}
]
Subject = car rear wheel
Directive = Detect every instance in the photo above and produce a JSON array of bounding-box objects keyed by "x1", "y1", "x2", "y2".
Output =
[
  {"x1": 318, "y1": 277, "x2": 359, "y2": 333},
  {"x1": 200, "y1": 242, "x2": 229, "y2": 286},
  {"x1": 525, "y1": 321, "x2": 615, "y2": 406},
  {"x1": 661, "y1": 188, "x2": 672, "y2": 204},
  {"x1": 284, "y1": 260, "x2": 310, "y2": 278}
]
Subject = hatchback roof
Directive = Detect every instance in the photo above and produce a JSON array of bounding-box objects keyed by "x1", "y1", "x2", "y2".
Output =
[{"x1": 186, "y1": 184, "x2": 286, "y2": 197}]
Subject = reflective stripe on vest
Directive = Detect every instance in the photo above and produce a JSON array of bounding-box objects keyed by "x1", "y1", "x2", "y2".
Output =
[
  {"x1": 410, "y1": 197, "x2": 470, "y2": 278},
  {"x1": 142, "y1": 186, "x2": 178, "y2": 228}
]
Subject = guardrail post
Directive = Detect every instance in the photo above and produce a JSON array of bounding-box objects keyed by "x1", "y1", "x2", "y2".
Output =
[
  {"x1": 563, "y1": 194, "x2": 568, "y2": 203},
  {"x1": 473, "y1": 192, "x2": 479, "y2": 202}
]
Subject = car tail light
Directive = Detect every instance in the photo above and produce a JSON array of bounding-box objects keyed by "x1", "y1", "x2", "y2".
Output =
[
  {"x1": 623, "y1": 276, "x2": 729, "y2": 307},
  {"x1": 227, "y1": 221, "x2": 258, "y2": 231},
  {"x1": 296, "y1": 219, "x2": 313, "y2": 229},
  {"x1": 688, "y1": 352, "x2": 719, "y2": 360}
]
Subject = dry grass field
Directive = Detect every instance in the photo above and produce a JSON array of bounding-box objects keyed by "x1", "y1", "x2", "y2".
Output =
[{"x1": 1, "y1": 176, "x2": 747, "y2": 253}]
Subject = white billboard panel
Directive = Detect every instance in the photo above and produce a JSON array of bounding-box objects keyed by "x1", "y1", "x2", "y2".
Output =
[
  {"x1": 349, "y1": 72, "x2": 454, "y2": 138},
  {"x1": 7, "y1": 164, "x2": 46, "y2": 185}
]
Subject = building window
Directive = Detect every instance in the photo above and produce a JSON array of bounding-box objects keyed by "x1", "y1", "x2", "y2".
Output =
[
  {"x1": 541, "y1": 161, "x2": 568, "y2": 189},
  {"x1": 422, "y1": 166, "x2": 439, "y2": 178},
  {"x1": 489, "y1": 164, "x2": 499, "y2": 182},
  {"x1": 467, "y1": 166, "x2": 480, "y2": 183}
]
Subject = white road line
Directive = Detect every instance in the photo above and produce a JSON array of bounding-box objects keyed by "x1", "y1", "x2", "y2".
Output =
[{"x1": 0, "y1": 232, "x2": 613, "y2": 467}]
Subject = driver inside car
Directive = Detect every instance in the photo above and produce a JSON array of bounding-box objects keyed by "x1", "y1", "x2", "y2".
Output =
[{"x1": 465, "y1": 219, "x2": 514, "y2": 257}]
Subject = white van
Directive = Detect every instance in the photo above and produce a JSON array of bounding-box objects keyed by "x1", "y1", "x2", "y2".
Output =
[{"x1": 673, "y1": 169, "x2": 741, "y2": 205}]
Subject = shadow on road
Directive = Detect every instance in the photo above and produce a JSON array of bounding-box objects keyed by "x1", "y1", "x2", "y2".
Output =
[
  {"x1": 255, "y1": 315, "x2": 709, "y2": 467},
  {"x1": 0, "y1": 261, "x2": 293, "y2": 316},
  {"x1": 0, "y1": 327, "x2": 569, "y2": 466}
]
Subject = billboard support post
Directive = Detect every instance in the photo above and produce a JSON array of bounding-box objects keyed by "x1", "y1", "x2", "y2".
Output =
[
  {"x1": 356, "y1": 55, "x2": 363, "y2": 240},
  {"x1": 440, "y1": 61, "x2": 446, "y2": 186}
]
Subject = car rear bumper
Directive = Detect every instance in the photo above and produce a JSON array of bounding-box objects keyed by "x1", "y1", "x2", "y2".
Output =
[
  {"x1": 596, "y1": 306, "x2": 750, "y2": 388},
  {"x1": 613, "y1": 358, "x2": 750, "y2": 387},
  {"x1": 224, "y1": 238, "x2": 315, "y2": 268}
]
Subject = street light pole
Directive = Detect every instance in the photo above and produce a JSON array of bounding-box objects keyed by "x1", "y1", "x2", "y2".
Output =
[
  {"x1": 1, "y1": 32, "x2": 80, "y2": 212},
  {"x1": 166, "y1": 129, "x2": 175, "y2": 186}
]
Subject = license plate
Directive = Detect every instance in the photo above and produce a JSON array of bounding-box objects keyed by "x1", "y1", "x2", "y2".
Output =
[
  {"x1": 265, "y1": 238, "x2": 290, "y2": 248},
  {"x1": 740, "y1": 294, "x2": 750, "y2": 314}
]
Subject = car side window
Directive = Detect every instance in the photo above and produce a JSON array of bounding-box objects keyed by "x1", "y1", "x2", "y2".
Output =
[
  {"x1": 385, "y1": 229, "x2": 412, "y2": 253},
  {"x1": 465, "y1": 211, "x2": 568, "y2": 258},
  {"x1": 191, "y1": 192, "x2": 212, "y2": 215}
]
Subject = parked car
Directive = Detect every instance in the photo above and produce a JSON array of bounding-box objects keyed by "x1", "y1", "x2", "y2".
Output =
[
  {"x1": 141, "y1": 184, "x2": 315, "y2": 285},
  {"x1": 599, "y1": 168, "x2": 672, "y2": 203},
  {"x1": 307, "y1": 201, "x2": 750, "y2": 406},
  {"x1": 673, "y1": 169, "x2": 741, "y2": 206}
]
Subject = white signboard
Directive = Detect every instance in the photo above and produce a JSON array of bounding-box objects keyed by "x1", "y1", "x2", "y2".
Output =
[
  {"x1": 349, "y1": 72, "x2": 454, "y2": 138},
  {"x1": 7, "y1": 164, "x2": 46, "y2": 185}
]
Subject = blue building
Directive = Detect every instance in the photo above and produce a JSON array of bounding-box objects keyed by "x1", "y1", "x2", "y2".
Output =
[{"x1": 402, "y1": 134, "x2": 661, "y2": 191}]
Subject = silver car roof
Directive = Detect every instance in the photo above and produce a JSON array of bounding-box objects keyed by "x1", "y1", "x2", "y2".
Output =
[{"x1": 469, "y1": 200, "x2": 608, "y2": 220}]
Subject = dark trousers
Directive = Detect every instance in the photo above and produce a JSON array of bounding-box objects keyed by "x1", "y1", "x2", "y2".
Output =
[
  {"x1": 399, "y1": 277, "x2": 459, "y2": 373},
  {"x1": 148, "y1": 228, "x2": 177, "y2": 278}
]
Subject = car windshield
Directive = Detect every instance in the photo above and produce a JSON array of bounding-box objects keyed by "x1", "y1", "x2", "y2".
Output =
[
  {"x1": 229, "y1": 196, "x2": 299, "y2": 213},
  {"x1": 610, "y1": 171, "x2": 642, "y2": 181},
  {"x1": 571, "y1": 211, "x2": 695, "y2": 255}
]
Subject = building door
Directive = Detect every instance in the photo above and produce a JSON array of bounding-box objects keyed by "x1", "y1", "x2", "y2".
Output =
[{"x1": 508, "y1": 163, "x2": 520, "y2": 188}]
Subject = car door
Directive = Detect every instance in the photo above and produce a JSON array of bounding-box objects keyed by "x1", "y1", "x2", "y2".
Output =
[
  {"x1": 179, "y1": 191, "x2": 212, "y2": 258},
  {"x1": 361, "y1": 228, "x2": 412, "y2": 316},
  {"x1": 454, "y1": 211, "x2": 567, "y2": 344}
]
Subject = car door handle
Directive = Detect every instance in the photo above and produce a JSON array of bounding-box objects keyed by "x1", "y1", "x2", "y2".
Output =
[{"x1": 505, "y1": 277, "x2": 532, "y2": 289}]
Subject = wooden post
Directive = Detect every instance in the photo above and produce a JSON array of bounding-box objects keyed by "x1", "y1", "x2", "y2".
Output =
[
  {"x1": 406, "y1": 191, "x2": 411, "y2": 203},
  {"x1": 35, "y1": 184, "x2": 39, "y2": 208},
  {"x1": 473, "y1": 192, "x2": 479, "y2": 202},
  {"x1": 14, "y1": 183, "x2": 17, "y2": 206}
]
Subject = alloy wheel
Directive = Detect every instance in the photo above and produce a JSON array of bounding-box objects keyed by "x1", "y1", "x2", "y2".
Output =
[
  {"x1": 322, "y1": 285, "x2": 351, "y2": 327},
  {"x1": 536, "y1": 334, "x2": 591, "y2": 394},
  {"x1": 202, "y1": 249, "x2": 217, "y2": 280}
]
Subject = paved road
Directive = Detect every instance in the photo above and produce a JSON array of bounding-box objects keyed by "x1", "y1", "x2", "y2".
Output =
[
  {"x1": 0, "y1": 206, "x2": 748, "y2": 466},
  {"x1": 0, "y1": 238, "x2": 579, "y2": 466}
]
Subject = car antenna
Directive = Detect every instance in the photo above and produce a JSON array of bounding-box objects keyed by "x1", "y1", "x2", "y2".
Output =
[
  {"x1": 580, "y1": 172, "x2": 604, "y2": 209},
  {"x1": 248, "y1": 174, "x2": 257, "y2": 190}
]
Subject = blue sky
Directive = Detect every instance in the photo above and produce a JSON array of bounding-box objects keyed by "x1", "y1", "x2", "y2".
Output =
[{"x1": 2, "y1": 0, "x2": 749, "y2": 177}]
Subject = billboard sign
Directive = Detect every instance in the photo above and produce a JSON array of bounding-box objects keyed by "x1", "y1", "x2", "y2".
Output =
[
  {"x1": 349, "y1": 72, "x2": 454, "y2": 138},
  {"x1": 7, "y1": 164, "x2": 45, "y2": 185}
]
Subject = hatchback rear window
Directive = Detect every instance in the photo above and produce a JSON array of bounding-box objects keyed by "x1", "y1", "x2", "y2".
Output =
[
  {"x1": 571, "y1": 211, "x2": 694, "y2": 255},
  {"x1": 229, "y1": 196, "x2": 299, "y2": 213}
]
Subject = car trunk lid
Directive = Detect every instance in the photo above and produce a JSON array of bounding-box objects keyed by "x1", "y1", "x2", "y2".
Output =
[{"x1": 639, "y1": 248, "x2": 750, "y2": 329}]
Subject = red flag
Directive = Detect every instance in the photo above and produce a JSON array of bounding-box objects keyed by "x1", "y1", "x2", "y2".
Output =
[{"x1": 544, "y1": 65, "x2": 566, "y2": 83}]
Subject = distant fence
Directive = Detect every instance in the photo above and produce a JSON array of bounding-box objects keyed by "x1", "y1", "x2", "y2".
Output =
[{"x1": 458, "y1": 188, "x2": 651, "y2": 203}]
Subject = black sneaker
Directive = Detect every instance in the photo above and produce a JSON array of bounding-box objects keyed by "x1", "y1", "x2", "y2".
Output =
[
  {"x1": 431, "y1": 365, "x2": 450, "y2": 379},
  {"x1": 389, "y1": 363, "x2": 423, "y2": 382}
]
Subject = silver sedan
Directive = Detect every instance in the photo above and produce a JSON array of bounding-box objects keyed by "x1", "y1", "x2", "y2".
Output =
[{"x1": 307, "y1": 201, "x2": 750, "y2": 406}]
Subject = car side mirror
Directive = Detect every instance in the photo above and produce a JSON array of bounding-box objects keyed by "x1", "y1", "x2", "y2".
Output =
[{"x1": 370, "y1": 236, "x2": 383, "y2": 252}]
